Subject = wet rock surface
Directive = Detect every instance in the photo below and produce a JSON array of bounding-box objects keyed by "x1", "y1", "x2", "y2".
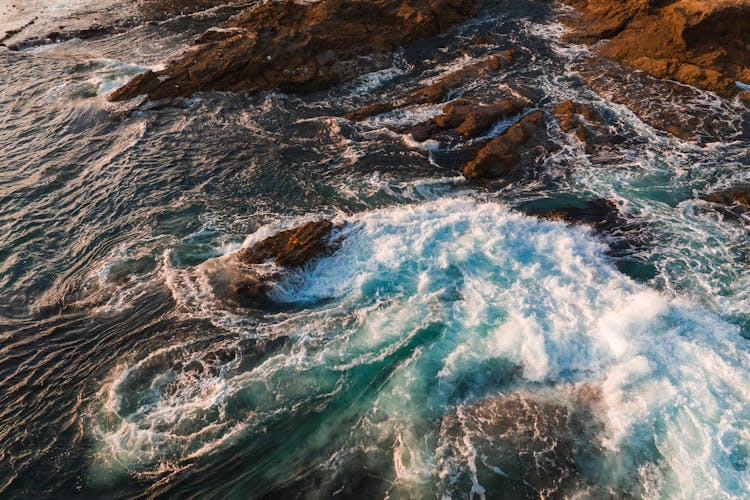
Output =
[
  {"x1": 237, "y1": 220, "x2": 336, "y2": 268},
  {"x1": 343, "y1": 54, "x2": 515, "y2": 121},
  {"x1": 225, "y1": 220, "x2": 338, "y2": 307},
  {"x1": 563, "y1": 0, "x2": 750, "y2": 96},
  {"x1": 522, "y1": 198, "x2": 621, "y2": 232},
  {"x1": 109, "y1": 0, "x2": 479, "y2": 101},
  {"x1": 439, "y1": 385, "x2": 614, "y2": 498},
  {"x1": 404, "y1": 95, "x2": 531, "y2": 141},
  {"x1": 704, "y1": 185, "x2": 750, "y2": 222},
  {"x1": 461, "y1": 110, "x2": 554, "y2": 180},
  {"x1": 578, "y1": 58, "x2": 750, "y2": 142},
  {"x1": 553, "y1": 99, "x2": 623, "y2": 152},
  {"x1": 706, "y1": 186, "x2": 750, "y2": 211},
  {"x1": 1, "y1": 0, "x2": 250, "y2": 50}
]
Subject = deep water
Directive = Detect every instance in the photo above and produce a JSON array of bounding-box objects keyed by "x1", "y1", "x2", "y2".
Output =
[{"x1": 1, "y1": 1, "x2": 749, "y2": 498}]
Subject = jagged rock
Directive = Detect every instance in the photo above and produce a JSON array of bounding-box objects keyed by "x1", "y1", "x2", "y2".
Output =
[
  {"x1": 344, "y1": 54, "x2": 513, "y2": 121},
  {"x1": 226, "y1": 220, "x2": 337, "y2": 307},
  {"x1": 577, "y1": 57, "x2": 750, "y2": 142},
  {"x1": 461, "y1": 110, "x2": 552, "y2": 180},
  {"x1": 563, "y1": 0, "x2": 750, "y2": 96},
  {"x1": 109, "y1": 0, "x2": 479, "y2": 101},
  {"x1": 405, "y1": 96, "x2": 531, "y2": 141},
  {"x1": 705, "y1": 185, "x2": 750, "y2": 211},
  {"x1": 553, "y1": 99, "x2": 624, "y2": 152},
  {"x1": 237, "y1": 220, "x2": 336, "y2": 268}
]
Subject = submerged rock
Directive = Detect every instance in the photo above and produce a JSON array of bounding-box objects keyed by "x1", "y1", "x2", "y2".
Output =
[
  {"x1": 522, "y1": 198, "x2": 621, "y2": 232},
  {"x1": 461, "y1": 110, "x2": 553, "y2": 180},
  {"x1": 519, "y1": 197, "x2": 656, "y2": 281},
  {"x1": 109, "y1": 0, "x2": 479, "y2": 101},
  {"x1": 439, "y1": 385, "x2": 611, "y2": 498},
  {"x1": 563, "y1": 0, "x2": 750, "y2": 96},
  {"x1": 227, "y1": 220, "x2": 338, "y2": 307}
]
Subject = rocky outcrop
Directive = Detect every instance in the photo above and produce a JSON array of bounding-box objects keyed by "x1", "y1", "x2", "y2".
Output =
[
  {"x1": 237, "y1": 220, "x2": 336, "y2": 268},
  {"x1": 564, "y1": 0, "x2": 750, "y2": 96},
  {"x1": 461, "y1": 110, "x2": 553, "y2": 180},
  {"x1": 405, "y1": 95, "x2": 531, "y2": 141},
  {"x1": 577, "y1": 57, "x2": 750, "y2": 142},
  {"x1": 344, "y1": 54, "x2": 517, "y2": 121},
  {"x1": 705, "y1": 185, "x2": 750, "y2": 213},
  {"x1": 553, "y1": 100, "x2": 623, "y2": 152},
  {"x1": 225, "y1": 220, "x2": 338, "y2": 307},
  {"x1": 109, "y1": 0, "x2": 479, "y2": 101}
]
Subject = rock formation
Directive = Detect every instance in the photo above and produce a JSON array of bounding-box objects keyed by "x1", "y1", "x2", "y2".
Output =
[
  {"x1": 523, "y1": 198, "x2": 621, "y2": 231},
  {"x1": 577, "y1": 57, "x2": 750, "y2": 142},
  {"x1": 564, "y1": 0, "x2": 750, "y2": 96},
  {"x1": 553, "y1": 99, "x2": 624, "y2": 152},
  {"x1": 109, "y1": 0, "x2": 479, "y2": 101},
  {"x1": 225, "y1": 220, "x2": 338, "y2": 307},
  {"x1": 404, "y1": 95, "x2": 531, "y2": 141},
  {"x1": 343, "y1": 54, "x2": 517, "y2": 121},
  {"x1": 705, "y1": 185, "x2": 750, "y2": 219},
  {"x1": 461, "y1": 110, "x2": 553, "y2": 180}
]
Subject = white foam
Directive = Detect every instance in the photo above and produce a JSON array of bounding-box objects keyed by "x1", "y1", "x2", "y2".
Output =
[{"x1": 90, "y1": 198, "x2": 750, "y2": 496}]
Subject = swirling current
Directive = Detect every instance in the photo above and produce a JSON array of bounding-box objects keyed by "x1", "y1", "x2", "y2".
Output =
[{"x1": 1, "y1": 0, "x2": 749, "y2": 498}]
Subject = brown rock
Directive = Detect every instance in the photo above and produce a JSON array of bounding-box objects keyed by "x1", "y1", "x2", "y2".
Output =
[
  {"x1": 238, "y1": 220, "x2": 335, "y2": 268},
  {"x1": 344, "y1": 54, "x2": 513, "y2": 121},
  {"x1": 404, "y1": 95, "x2": 531, "y2": 141},
  {"x1": 461, "y1": 110, "x2": 551, "y2": 180},
  {"x1": 577, "y1": 57, "x2": 749, "y2": 142},
  {"x1": 109, "y1": 0, "x2": 479, "y2": 101},
  {"x1": 563, "y1": 0, "x2": 750, "y2": 96},
  {"x1": 705, "y1": 185, "x2": 750, "y2": 211},
  {"x1": 553, "y1": 99, "x2": 621, "y2": 152},
  {"x1": 223, "y1": 219, "x2": 337, "y2": 307}
]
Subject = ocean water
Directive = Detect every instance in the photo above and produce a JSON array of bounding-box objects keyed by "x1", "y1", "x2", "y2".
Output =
[{"x1": 1, "y1": 0, "x2": 749, "y2": 498}]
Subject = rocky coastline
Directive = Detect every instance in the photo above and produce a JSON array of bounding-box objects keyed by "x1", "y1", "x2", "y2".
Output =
[{"x1": 80, "y1": 0, "x2": 746, "y2": 305}]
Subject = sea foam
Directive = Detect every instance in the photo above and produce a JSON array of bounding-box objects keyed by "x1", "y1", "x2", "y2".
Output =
[{"x1": 92, "y1": 198, "x2": 750, "y2": 496}]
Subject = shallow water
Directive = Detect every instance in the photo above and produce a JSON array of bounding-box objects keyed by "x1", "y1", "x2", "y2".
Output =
[{"x1": 1, "y1": 0, "x2": 749, "y2": 497}]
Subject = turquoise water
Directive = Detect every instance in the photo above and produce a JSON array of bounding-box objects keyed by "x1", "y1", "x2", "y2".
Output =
[{"x1": 0, "y1": 1, "x2": 749, "y2": 497}]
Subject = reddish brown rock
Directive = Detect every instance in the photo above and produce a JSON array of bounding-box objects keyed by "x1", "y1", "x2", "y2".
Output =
[
  {"x1": 405, "y1": 96, "x2": 531, "y2": 141},
  {"x1": 461, "y1": 110, "x2": 552, "y2": 180},
  {"x1": 577, "y1": 57, "x2": 749, "y2": 142},
  {"x1": 238, "y1": 220, "x2": 335, "y2": 268},
  {"x1": 109, "y1": 0, "x2": 479, "y2": 101},
  {"x1": 223, "y1": 220, "x2": 337, "y2": 307},
  {"x1": 705, "y1": 185, "x2": 750, "y2": 211},
  {"x1": 344, "y1": 54, "x2": 512, "y2": 121},
  {"x1": 553, "y1": 99, "x2": 622, "y2": 152},
  {"x1": 563, "y1": 0, "x2": 750, "y2": 96}
]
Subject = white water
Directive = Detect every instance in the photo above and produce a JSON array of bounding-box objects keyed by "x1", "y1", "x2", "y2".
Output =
[{"x1": 92, "y1": 198, "x2": 750, "y2": 497}]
